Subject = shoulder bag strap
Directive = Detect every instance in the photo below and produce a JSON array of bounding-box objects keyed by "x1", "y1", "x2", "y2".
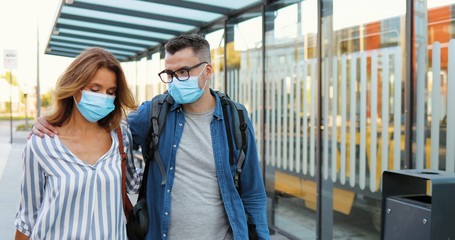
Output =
[{"x1": 116, "y1": 128, "x2": 133, "y2": 219}]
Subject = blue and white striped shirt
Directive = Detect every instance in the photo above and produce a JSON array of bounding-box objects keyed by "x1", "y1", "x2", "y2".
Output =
[{"x1": 15, "y1": 124, "x2": 141, "y2": 239}]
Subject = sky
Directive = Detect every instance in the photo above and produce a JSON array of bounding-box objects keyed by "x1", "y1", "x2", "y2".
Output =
[
  {"x1": 1, "y1": 0, "x2": 453, "y2": 96},
  {"x1": 0, "y1": 0, "x2": 73, "y2": 95}
]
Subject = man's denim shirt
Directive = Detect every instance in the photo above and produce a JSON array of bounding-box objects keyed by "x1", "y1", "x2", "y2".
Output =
[{"x1": 128, "y1": 89, "x2": 270, "y2": 240}]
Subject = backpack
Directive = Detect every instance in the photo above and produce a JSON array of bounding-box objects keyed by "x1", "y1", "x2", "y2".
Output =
[
  {"x1": 132, "y1": 91, "x2": 258, "y2": 239},
  {"x1": 136, "y1": 91, "x2": 249, "y2": 200}
]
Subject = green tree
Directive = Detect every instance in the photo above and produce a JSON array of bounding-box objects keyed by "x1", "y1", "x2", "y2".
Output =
[
  {"x1": 41, "y1": 91, "x2": 52, "y2": 107},
  {"x1": 0, "y1": 71, "x2": 19, "y2": 86},
  {"x1": 0, "y1": 72, "x2": 26, "y2": 110}
]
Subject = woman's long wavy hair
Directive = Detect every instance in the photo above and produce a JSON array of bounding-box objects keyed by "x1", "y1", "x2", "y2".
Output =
[{"x1": 44, "y1": 47, "x2": 136, "y2": 130}]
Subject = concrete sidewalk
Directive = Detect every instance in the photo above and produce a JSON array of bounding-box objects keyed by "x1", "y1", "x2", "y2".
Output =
[{"x1": 0, "y1": 130, "x2": 28, "y2": 240}]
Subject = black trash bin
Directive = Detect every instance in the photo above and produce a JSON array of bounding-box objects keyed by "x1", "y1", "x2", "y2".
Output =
[{"x1": 381, "y1": 169, "x2": 455, "y2": 240}]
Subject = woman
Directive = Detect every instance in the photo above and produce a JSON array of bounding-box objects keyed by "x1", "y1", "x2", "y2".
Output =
[{"x1": 15, "y1": 47, "x2": 140, "y2": 239}]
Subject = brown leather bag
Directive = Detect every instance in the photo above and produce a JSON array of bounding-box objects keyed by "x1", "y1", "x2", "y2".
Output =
[{"x1": 116, "y1": 128, "x2": 133, "y2": 218}]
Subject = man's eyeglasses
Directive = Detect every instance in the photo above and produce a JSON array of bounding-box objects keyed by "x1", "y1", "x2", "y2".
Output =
[{"x1": 158, "y1": 62, "x2": 208, "y2": 83}]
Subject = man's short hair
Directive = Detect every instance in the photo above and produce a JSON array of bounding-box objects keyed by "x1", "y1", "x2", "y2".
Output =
[{"x1": 164, "y1": 33, "x2": 211, "y2": 62}]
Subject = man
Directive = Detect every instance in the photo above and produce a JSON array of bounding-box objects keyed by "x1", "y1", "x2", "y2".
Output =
[{"x1": 33, "y1": 34, "x2": 269, "y2": 239}]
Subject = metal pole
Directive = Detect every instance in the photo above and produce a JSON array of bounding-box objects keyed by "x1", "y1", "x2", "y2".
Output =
[
  {"x1": 9, "y1": 70, "x2": 13, "y2": 144},
  {"x1": 404, "y1": 0, "x2": 414, "y2": 169},
  {"x1": 36, "y1": 19, "x2": 41, "y2": 118},
  {"x1": 25, "y1": 93, "x2": 29, "y2": 129}
]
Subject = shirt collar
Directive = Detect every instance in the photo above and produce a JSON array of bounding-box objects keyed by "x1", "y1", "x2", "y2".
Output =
[{"x1": 169, "y1": 89, "x2": 223, "y2": 120}]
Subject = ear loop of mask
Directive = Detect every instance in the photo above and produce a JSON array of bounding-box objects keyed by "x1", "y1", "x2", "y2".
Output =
[
  {"x1": 73, "y1": 90, "x2": 83, "y2": 105},
  {"x1": 199, "y1": 64, "x2": 209, "y2": 90}
]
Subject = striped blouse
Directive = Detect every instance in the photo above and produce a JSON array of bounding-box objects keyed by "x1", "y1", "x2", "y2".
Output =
[{"x1": 15, "y1": 123, "x2": 142, "y2": 239}]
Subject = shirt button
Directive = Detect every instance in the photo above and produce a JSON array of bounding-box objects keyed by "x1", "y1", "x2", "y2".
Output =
[
  {"x1": 179, "y1": 123, "x2": 182, "y2": 126},
  {"x1": 165, "y1": 212, "x2": 168, "y2": 215},
  {"x1": 167, "y1": 189, "x2": 170, "y2": 193},
  {"x1": 173, "y1": 144, "x2": 176, "y2": 148},
  {"x1": 170, "y1": 167, "x2": 173, "y2": 171},
  {"x1": 163, "y1": 233, "x2": 167, "y2": 237}
]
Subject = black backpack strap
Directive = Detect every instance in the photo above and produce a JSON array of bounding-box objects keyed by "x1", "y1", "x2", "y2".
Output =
[
  {"x1": 231, "y1": 101, "x2": 248, "y2": 169},
  {"x1": 138, "y1": 96, "x2": 163, "y2": 200},
  {"x1": 231, "y1": 101, "x2": 248, "y2": 190},
  {"x1": 215, "y1": 91, "x2": 248, "y2": 190},
  {"x1": 143, "y1": 94, "x2": 174, "y2": 190},
  {"x1": 219, "y1": 94, "x2": 235, "y2": 166}
]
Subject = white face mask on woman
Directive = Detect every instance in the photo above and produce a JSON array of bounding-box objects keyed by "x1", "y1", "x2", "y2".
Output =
[{"x1": 74, "y1": 90, "x2": 115, "y2": 122}]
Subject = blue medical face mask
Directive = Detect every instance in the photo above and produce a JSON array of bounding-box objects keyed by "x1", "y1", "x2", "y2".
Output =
[
  {"x1": 168, "y1": 64, "x2": 208, "y2": 104},
  {"x1": 74, "y1": 90, "x2": 116, "y2": 122}
]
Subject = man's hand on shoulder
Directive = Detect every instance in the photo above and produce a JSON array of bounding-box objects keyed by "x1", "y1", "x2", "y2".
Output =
[{"x1": 29, "y1": 116, "x2": 58, "y2": 139}]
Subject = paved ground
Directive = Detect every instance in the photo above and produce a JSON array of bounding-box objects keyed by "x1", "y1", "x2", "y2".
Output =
[{"x1": 0, "y1": 120, "x2": 29, "y2": 240}]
